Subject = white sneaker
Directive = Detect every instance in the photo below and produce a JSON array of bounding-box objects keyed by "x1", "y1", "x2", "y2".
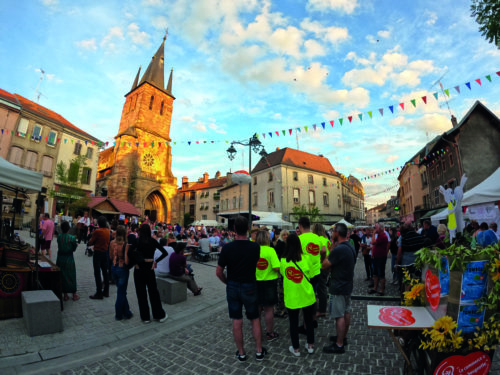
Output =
[
  {"x1": 289, "y1": 346, "x2": 300, "y2": 357},
  {"x1": 304, "y1": 343, "x2": 314, "y2": 354},
  {"x1": 157, "y1": 314, "x2": 168, "y2": 323}
]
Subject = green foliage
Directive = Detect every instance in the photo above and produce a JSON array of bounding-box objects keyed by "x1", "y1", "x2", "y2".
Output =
[
  {"x1": 471, "y1": 0, "x2": 500, "y2": 48},
  {"x1": 291, "y1": 204, "x2": 320, "y2": 223},
  {"x1": 183, "y1": 212, "x2": 194, "y2": 227}
]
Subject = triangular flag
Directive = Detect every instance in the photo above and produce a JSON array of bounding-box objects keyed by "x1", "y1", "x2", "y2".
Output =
[
  {"x1": 1, "y1": 129, "x2": 3, "y2": 134},
  {"x1": 444, "y1": 89, "x2": 450, "y2": 97},
  {"x1": 454, "y1": 85, "x2": 460, "y2": 94},
  {"x1": 368, "y1": 111, "x2": 372, "y2": 119},
  {"x1": 262, "y1": 133, "x2": 266, "y2": 138},
  {"x1": 389, "y1": 105, "x2": 394, "y2": 113},
  {"x1": 196, "y1": 141, "x2": 199, "y2": 144},
  {"x1": 296, "y1": 127, "x2": 301, "y2": 132},
  {"x1": 433, "y1": 92, "x2": 438, "y2": 100},
  {"x1": 410, "y1": 99, "x2": 416, "y2": 107},
  {"x1": 465, "y1": 82, "x2": 471, "y2": 90},
  {"x1": 348, "y1": 116, "x2": 352, "y2": 123},
  {"x1": 136, "y1": 142, "x2": 139, "y2": 147},
  {"x1": 486, "y1": 75, "x2": 492, "y2": 82},
  {"x1": 475, "y1": 78, "x2": 481, "y2": 86},
  {"x1": 358, "y1": 114, "x2": 362, "y2": 121},
  {"x1": 57, "y1": 138, "x2": 60, "y2": 143},
  {"x1": 289, "y1": 129, "x2": 292, "y2": 135},
  {"x1": 71, "y1": 139, "x2": 74, "y2": 144},
  {"x1": 399, "y1": 103, "x2": 404, "y2": 110},
  {"x1": 85, "y1": 140, "x2": 88, "y2": 145},
  {"x1": 379, "y1": 108, "x2": 384, "y2": 116},
  {"x1": 144, "y1": 142, "x2": 147, "y2": 147},
  {"x1": 275, "y1": 131, "x2": 279, "y2": 136},
  {"x1": 64, "y1": 139, "x2": 67, "y2": 143},
  {"x1": 339, "y1": 118, "x2": 343, "y2": 125},
  {"x1": 496, "y1": 71, "x2": 500, "y2": 76},
  {"x1": 304, "y1": 126, "x2": 308, "y2": 132},
  {"x1": 330, "y1": 120, "x2": 334, "y2": 127},
  {"x1": 422, "y1": 96, "x2": 427, "y2": 104},
  {"x1": 313, "y1": 124, "x2": 317, "y2": 131},
  {"x1": 203, "y1": 141, "x2": 207, "y2": 143},
  {"x1": 321, "y1": 122, "x2": 325, "y2": 129},
  {"x1": 269, "y1": 132, "x2": 272, "y2": 137},
  {"x1": 282, "y1": 130, "x2": 286, "y2": 136}
]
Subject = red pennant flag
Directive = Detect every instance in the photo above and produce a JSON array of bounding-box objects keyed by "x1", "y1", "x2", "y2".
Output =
[
  {"x1": 399, "y1": 103, "x2": 404, "y2": 110},
  {"x1": 497, "y1": 71, "x2": 500, "y2": 76},
  {"x1": 57, "y1": 138, "x2": 60, "y2": 143},
  {"x1": 422, "y1": 96, "x2": 427, "y2": 104},
  {"x1": 275, "y1": 131, "x2": 279, "y2": 136},
  {"x1": 196, "y1": 141, "x2": 199, "y2": 144},
  {"x1": 45, "y1": 136, "x2": 48, "y2": 142},
  {"x1": 348, "y1": 116, "x2": 352, "y2": 123},
  {"x1": 475, "y1": 78, "x2": 481, "y2": 85},
  {"x1": 330, "y1": 120, "x2": 334, "y2": 127},
  {"x1": 92, "y1": 140, "x2": 95, "y2": 145},
  {"x1": 289, "y1": 129, "x2": 292, "y2": 135}
]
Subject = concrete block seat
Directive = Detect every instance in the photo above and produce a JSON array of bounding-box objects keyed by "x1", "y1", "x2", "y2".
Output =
[
  {"x1": 22, "y1": 290, "x2": 63, "y2": 337},
  {"x1": 156, "y1": 277, "x2": 187, "y2": 304}
]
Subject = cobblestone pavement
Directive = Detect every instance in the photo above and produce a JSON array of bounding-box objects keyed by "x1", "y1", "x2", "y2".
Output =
[{"x1": 1, "y1": 232, "x2": 498, "y2": 374}]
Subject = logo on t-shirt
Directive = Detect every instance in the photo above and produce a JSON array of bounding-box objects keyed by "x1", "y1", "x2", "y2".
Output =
[
  {"x1": 285, "y1": 267, "x2": 303, "y2": 283},
  {"x1": 306, "y1": 243, "x2": 320, "y2": 256},
  {"x1": 256, "y1": 258, "x2": 269, "y2": 270}
]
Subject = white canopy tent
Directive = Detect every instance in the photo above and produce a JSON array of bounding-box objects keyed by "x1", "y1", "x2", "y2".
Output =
[
  {"x1": 193, "y1": 219, "x2": 227, "y2": 227},
  {"x1": 0, "y1": 156, "x2": 43, "y2": 193},
  {"x1": 332, "y1": 218, "x2": 354, "y2": 228},
  {"x1": 253, "y1": 212, "x2": 293, "y2": 228}
]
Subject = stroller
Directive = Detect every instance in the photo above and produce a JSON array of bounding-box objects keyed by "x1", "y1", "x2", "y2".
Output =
[{"x1": 85, "y1": 233, "x2": 94, "y2": 257}]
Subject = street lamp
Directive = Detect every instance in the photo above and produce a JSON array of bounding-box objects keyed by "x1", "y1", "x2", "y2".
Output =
[{"x1": 226, "y1": 133, "x2": 267, "y2": 229}]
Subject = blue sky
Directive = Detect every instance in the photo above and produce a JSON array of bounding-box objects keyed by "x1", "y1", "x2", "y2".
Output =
[{"x1": 0, "y1": 0, "x2": 499, "y2": 208}]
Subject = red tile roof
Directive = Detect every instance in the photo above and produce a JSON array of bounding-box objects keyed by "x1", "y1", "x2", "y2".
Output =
[
  {"x1": 179, "y1": 176, "x2": 227, "y2": 192},
  {"x1": 88, "y1": 197, "x2": 141, "y2": 216},
  {"x1": 11, "y1": 92, "x2": 100, "y2": 142},
  {"x1": 0, "y1": 88, "x2": 20, "y2": 107},
  {"x1": 252, "y1": 147, "x2": 337, "y2": 175}
]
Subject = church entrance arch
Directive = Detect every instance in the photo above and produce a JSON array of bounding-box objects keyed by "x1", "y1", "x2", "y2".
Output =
[{"x1": 144, "y1": 191, "x2": 167, "y2": 222}]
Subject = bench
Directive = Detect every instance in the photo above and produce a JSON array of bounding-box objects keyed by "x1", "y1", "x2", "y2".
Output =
[
  {"x1": 22, "y1": 290, "x2": 63, "y2": 336},
  {"x1": 156, "y1": 277, "x2": 186, "y2": 304}
]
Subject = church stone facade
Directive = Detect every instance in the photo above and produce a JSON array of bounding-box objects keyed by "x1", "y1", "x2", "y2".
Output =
[{"x1": 96, "y1": 37, "x2": 177, "y2": 223}]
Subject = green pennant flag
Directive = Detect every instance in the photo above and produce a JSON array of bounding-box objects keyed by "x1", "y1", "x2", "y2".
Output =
[
  {"x1": 368, "y1": 111, "x2": 372, "y2": 119},
  {"x1": 433, "y1": 92, "x2": 439, "y2": 100},
  {"x1": 358, "y1": 114, "x2": 362, "y2": 121},
  {"x1": 304, "y1": 126, "x2": 308, "y2": 132},
  {"x1": 282, "y1": 130, "x2": 286, "y2": 136},
  {"x1": 444, "y1": 89, "x2": 450, "y2": 97},
  {"x1": 339, "y1": 118, "x2": 343, "y2": 126},
  {"x1": 174, "y1": 142, "x2": 176, "y2": 145},
  {"x1": 486, "y1": 75, "x2": 492, "y2": 82},
  {"x1": 411, "y1": 99, "x2": 416, "y2": 107}
]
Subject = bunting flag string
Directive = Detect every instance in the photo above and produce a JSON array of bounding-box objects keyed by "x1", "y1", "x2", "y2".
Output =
[{"x1": 365, "y1": 184, "x2": 399, "y2": 198}]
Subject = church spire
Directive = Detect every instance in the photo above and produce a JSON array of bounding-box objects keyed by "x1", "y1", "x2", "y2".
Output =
[
  {"x1": 131, "y1": 66, "x2": 141, "y2": 91},
  {"x1": 139, "y1": 37, "x2": 165, "y2": 89},
  {"x1": 166, "y1": 68, "x2": 173, "y2": 94}
]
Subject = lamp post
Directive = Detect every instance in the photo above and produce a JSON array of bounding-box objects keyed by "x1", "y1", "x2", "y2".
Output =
[{"x1": 226, "y1": 133, "x2": 267, "y2": 229}]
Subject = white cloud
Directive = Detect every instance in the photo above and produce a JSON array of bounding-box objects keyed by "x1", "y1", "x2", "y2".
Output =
[
  {"x1": 41, "y1": 0, "x2": 58, "y2": 6},
  {"x1": 322, "y1": 109, "x2": 340, "y2": 120},
  {"x1": 127, "y1": 23, "x2": 150, "y2": 45},
  {"x1": 300, "y1": 19, "x2": 349, "y2": 45},
  {"x1": 181, "y1": 116, "x2": 195, "y2": 123},
  {"x1": 378, "y1": 29, "x2": 391, "y2": 39},
  {"x1": 100, "y1": 27, "x2": 124, "y2": 52},
  {"x1": 386, "y1": 155, "x2": 399, "y2": 163},
  {"x1": 389, "y1": 116, "x2": 409, "y2": 126},
  {"x1": 304, "y1": 39, "x2": 325, "y2": 57},
  {"x1": 193, "y1": 122, "x2": 207, "y2": 132},
  {"x1": 76, "y1": 38, "x2": 97, "y2": 51},
  {"x1": 152, "y1": 16, "x2": 168, "y2": 30},
  {"x1": 416, "y1": 113, "x2": 453, "y2": 133},
  {"x1": 142, "y1": 0, "x2": 163, "y2": 6},
  {"x1": 272, "y1": 113, "x2": 282, "y2": 119},
  {"x1": 425, "y1": 11, "x2": 438, "y2": 26},
  {"x1": 307, "y1": 0, "x2": 359, "y2": 14}
]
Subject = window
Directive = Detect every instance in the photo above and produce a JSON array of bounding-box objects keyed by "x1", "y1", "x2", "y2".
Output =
[
  {"x1": 8, "y1": 146, "x2": 23, "y2": 165},
  {"x1": 47, "y1": 130, "x2": 57, "y2": 146},
  {"x1": 239, "y1": 196, "x2": 243, "y2": 208},
  {"x1": 189, "y1": 205, "x2": 195, "y2": 216},
  {"x1": 221, "y1": 200, "x2": 225, "y2": 210},
  {"x1": 86, "y1": 147, "x2": 93, "y2": 159},
  {"x1": 160, "y1": 101, "x2": 164, "y2": 115},
  {"x1": 41, "y1": 156, "x2": 53, "y2": 177},
  {"x1": 449, "y1": 153, "x2": 454, "y2": 166},
  {"x1": 189, "y1": 191, "x2": 196, "y2": 200},
  {"x1": 74, "y1": 142, "x2": 82, "y2": 155},
  {"x1": 308, "y1": 175, "x2": 313, "y2": 184},
  {"x1": 81, "y1": 167, "x2": 91, "y2": 185},
  {"x1": 232, "y1": 197, "x2": 237, "y2": 209},
  {"x1": 434, "y1": 189, "x2": 440, "y2": 205},
  {"x1": 338, "y1": 194, "x2": 341, "y2": 208},
  {"x1": 421, "y1": 170, "x2": 428, "y2": 187},
  {"x1": 268, "y1": 190, "x2": 274, "y2": 207},
  {"x1": 293, "y1": 171, "x2": 298, "y2": 181},
  {"x1": 442, "y1": 160, "x2": 446, "y2": 173},
  {"x1": 24, "y1": 151, "x2": 37, "y2": 170},
  {"x1": 431, "y1": 167, "x2": 435, "y2": 180},
  {"x1": 253, "y1": 193, "x2": 258, "y2": 207},
  {"x1": 149, "y1": 95, "x2": 154, "y2": 110},
  {"x1": 436, "y1": 162, "x2": 440, "y2": 176},
  {"x1": 293, "y1": 188, "x2": 300, "y2": 204},
  {"x1": 32, "y1": 124, "x2": 42, "y2": 141},
  {"x1": 309, "y1": 190, "x2": 315, "y2": 204},
  {"x1": 323, "y1": 178, "x2": 327, "y2": 187},
  {"x1": 17, "y1": 118, "x2": 29, "y2": 137},
  {"x1": 253, "y1": 176, "x2": 257, "y2": 185},
  {"x1": 268, "y1": 172, "x2": 273, "y2": 182},
  {"x1": 337, "y1": 181, "x2": 340, "y2": 189},
  {"x1": 323, "y1": 192, "x2": 329, "y2": 206},
  {"x1": 202, "y1": 215, "x2": 207, "y2": 220},
  {"x1": 68, "y1": 163, "x2": 79, "y2": 182}
]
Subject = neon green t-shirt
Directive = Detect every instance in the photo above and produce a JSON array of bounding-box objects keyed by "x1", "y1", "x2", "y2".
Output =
[
  {"x1": 256, "y1": 245, "x2": 280, "y2": 281},
  {"x1": 318, "y1": 235, "x2": 331, "y2": 258},
  {"x1": 280, "y1": 257, "x2": 316, "y2": 309},
  {"x1": 299, "y1": 232, "x2": 322, "y2": 278}
]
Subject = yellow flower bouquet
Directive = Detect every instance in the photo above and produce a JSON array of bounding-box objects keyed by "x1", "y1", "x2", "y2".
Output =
[
  {"x1": 420, "y1": 316, "x2": 464, "y2": 353},
  {"x1": 403, "y1": 283, "x2": 425, "y2": 306}
]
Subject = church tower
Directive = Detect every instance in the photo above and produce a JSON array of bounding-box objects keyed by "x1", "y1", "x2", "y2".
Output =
[{"x1": 96, "y1": 36, "x2": 177, "y2": 222}]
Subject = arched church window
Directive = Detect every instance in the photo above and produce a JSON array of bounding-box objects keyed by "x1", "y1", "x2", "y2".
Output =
[
  {"x1": 160, "y1": 101, "x2": 164, "y2": 115},
  {"x1": 149, "y1": 95, "x2": 154, "y2": 110}
]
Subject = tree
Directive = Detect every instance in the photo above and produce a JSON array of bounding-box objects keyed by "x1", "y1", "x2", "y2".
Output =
[
  {"x1": 183, "y1": 212, "x2": 194, "y2": 227},
  {"x1": 471, "y1": 0, "x2": 500, "y2": 48},
  {"x1": 291, "y1": 204, "x2": 320, "y2": 223},
  {"x1": 49, "y1": 155, "x2": 90, "y2": 215}
]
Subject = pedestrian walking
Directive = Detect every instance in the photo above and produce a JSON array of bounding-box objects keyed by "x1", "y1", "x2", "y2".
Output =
[
  {"x1": 88, "y1": 216, "x2": 111, "y2": 300},
  {"x1": 110, "y1": 225, "x2": 133, "y2": 321},
  {"x1": 56, "y1": 221, "x2": 79, "y2": 301}
]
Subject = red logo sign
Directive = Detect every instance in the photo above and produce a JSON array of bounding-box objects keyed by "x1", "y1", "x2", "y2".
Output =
[
  {"x1": 256, "y1": 258, "x2": 269, "y2": 270},
  {"x1": 306, "y1": 243, "x2": 320, "y2": 256},
  {"x1": 285, "y1": 267, "x2": 303, "y2": 284},
  {"x1": 434, "y1": 352, "x2": 491, "y2": 375},
  {"x1": 378, "y1": 307, "x2": 416, "y2": 327},
  {"x1": 425, "y1": 269, "x2": 441, "y2": 311}
]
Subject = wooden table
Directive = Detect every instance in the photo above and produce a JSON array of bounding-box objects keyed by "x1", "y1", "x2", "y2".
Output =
[{"x1": 30, "y1": 255, "x2": 63, "y2": 311}]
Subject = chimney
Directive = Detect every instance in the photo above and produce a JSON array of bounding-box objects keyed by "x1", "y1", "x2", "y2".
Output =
[
  {"x1": 215, "y1": 171, "x2": 221, "y2": 179},
  {"x1": 182, "y1": 176, "x2": 188, "y2": 187},
  {"x1": 451, "y1": 114, "x2": 458, "y2": 128},
  {"x1": 203, "y1": 172, "x2": 209, "y2": 183}
]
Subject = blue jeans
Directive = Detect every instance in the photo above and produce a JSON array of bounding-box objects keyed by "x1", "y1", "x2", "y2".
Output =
[
  {"x1": 226, "y1": 281, "x2": 259, "y2": 320},
  {"x1": 112, "y1": 265, "x2": 132, "y2": 320}
]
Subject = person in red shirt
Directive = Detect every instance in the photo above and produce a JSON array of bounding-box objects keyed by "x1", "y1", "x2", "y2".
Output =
[{"x1": 369, "y1": 224, "x2": 388, "y2": 296}]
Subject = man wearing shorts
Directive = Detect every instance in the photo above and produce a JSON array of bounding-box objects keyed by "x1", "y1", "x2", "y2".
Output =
[
  {"x1": 321, "y1": 223, "x2": 356, "y2": 354},
  {"x1": 41, "y1": 213, "x2": 55, "y2": 258},
  {"x1": 216, "y1": 216, "x2": 267, "y2": 362}
]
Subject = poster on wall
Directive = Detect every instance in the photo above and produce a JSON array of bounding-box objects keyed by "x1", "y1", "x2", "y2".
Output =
[
  {"x1": 425, "y1": 269, "x2": 441, "y2": 311},
  {"x1": 456, "y1": 304, "x2": 486, "y2": 334},
  {"x1": 439, "y1": 257, "x2": 449, "y2": 297},
  {"x1": 460, "y1": 261, "x2": 488, "y2": 304}
]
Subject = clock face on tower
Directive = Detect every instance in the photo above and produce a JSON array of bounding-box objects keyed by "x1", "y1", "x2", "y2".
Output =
[{"x1": 142, "y1": 153, "x2": 155, "y2": 170}]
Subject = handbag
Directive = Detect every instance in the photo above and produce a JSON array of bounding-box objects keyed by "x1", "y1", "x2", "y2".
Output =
[
  {"x1": 292, "y1": 260, "x2": 311, "y2": 284},
  {"x1": 127, "y1": 243, "x2": 144, "y2": 269}
]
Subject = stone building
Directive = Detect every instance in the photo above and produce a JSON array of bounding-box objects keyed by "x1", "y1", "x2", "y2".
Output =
[
  {"x1": 96, "y1": 36, "x2": 177, "y2": 223},
  {"x1": 344, "y1": 175, "x2": 365, "y2": 223}
]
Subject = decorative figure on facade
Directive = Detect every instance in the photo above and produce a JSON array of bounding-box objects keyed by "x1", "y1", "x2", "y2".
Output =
[{"x1": 439, "y1": 174, "x2": 467, "y2": 242}]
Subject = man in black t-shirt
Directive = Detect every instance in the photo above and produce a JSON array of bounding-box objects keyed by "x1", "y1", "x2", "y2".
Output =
[{"x1": 216, "y1": 216, "x2": 267, "y2": 362}]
